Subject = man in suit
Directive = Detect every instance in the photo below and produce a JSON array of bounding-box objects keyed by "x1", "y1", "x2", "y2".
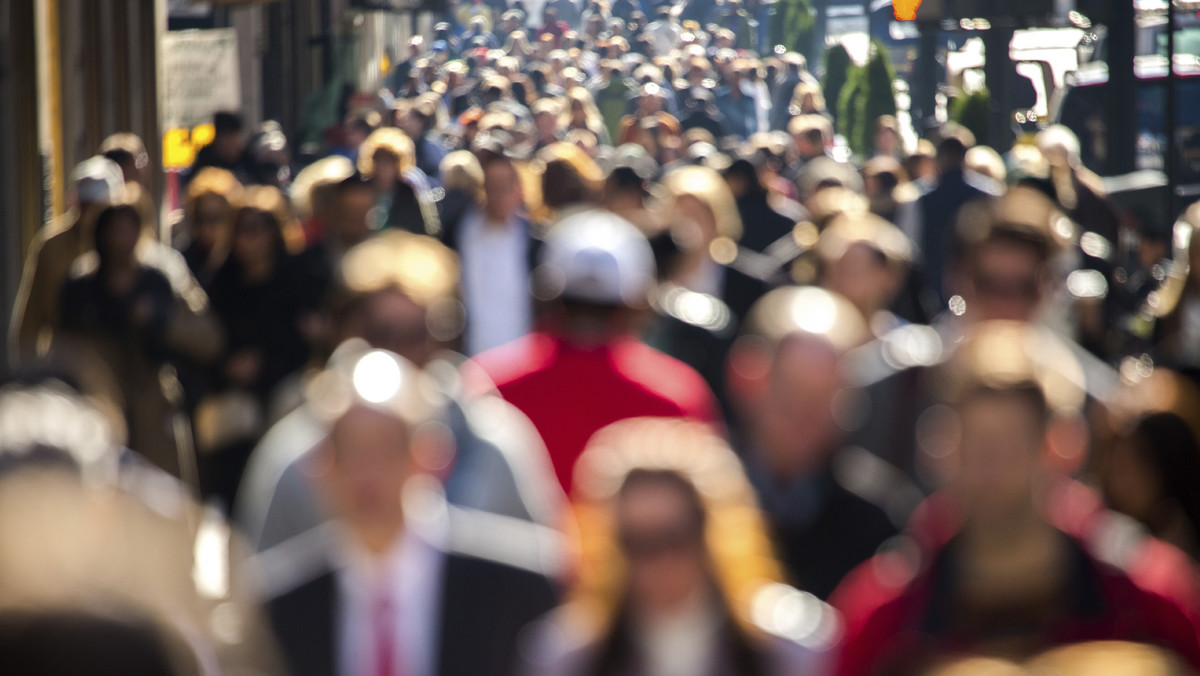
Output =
[
  {"x1": 260, "y1": 342, "x2": 561, "y2": 676},
  {"x1": 901, "y1": 124, "x2": 1003, "y2": 317},
  {"x1": 237, "y1": 231, "x2": 564, "y2": 553},
  {"x1": 442, "y1": 153, "x2": 542, "y2": 356},
  {"x1": 726, "y1": 287, "x2": 921, "y2": 599}
]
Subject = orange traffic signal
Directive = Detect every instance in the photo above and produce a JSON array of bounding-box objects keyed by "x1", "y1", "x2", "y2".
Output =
[{"x1": 894, "y1": 0, "x2": 922, "y2": 19}]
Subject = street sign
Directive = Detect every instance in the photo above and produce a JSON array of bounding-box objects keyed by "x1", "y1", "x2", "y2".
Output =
[
  {"x1": 161, "y1": 29, "x2": 241, "y2": 168},
  {"x1": 161, "y1": 28, "x2": 241, "y2": 130}
]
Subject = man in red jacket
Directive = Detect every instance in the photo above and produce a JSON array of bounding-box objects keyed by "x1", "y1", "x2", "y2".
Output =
[
  {"x1": 831, "y1": 321, "x2": 1200, "y2": 676},
  {"x1": 469, "y1": 209, "x2": 720, "y2": 494}
]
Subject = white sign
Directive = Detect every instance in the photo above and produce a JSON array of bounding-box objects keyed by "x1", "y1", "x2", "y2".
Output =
[{"x1": 162, "y1": 29, "x2": 241, "y2": 130}]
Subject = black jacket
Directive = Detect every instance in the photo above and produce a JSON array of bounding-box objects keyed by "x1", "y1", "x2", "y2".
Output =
[
  {"x1": 268, "y1": 549, "x2": 559, "y2": 676},
  {"x1": 746, "y1": 447, "x2": 916, "y2": 600}
]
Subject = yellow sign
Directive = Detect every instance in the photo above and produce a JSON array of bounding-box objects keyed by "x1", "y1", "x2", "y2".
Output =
[{"x1": 163, "y1": 123, "x2": 215, "y2": 169}]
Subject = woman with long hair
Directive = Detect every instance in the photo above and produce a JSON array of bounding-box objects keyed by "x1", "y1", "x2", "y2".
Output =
[
  {"x1": 561, "y1": 87, "x2": 613, "y2": 146},
  {"x1": 203, "y1": 186, "x2": 312, "y2": 507},
  {"x1": 1103, "y1": 411, "x2": 1200, "y2": 562},
  {"x1": 522, "y1": 418, "x2": 837, "y2": 676},
  {"x1": 357, "y1": 126, "x2": 441, "y2": 236},
  {"x1": 59, "y1": 201, "x2": 213, "y2": 481}
]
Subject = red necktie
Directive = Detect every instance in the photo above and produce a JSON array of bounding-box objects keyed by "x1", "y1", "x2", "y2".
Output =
[{"x1": 373, "y1": 590, "x2": 396, "y2": 676}]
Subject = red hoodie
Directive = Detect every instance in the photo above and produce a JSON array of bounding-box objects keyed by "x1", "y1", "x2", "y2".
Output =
[{"x1": 830, "y1": 480, "x2": 1200, "y2": 675}]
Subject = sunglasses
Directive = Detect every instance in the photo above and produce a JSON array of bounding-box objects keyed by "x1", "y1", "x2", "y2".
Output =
[
  {"x1": 618, "y1": 524, "x2": 703, "y2": 560},
  {"x1": 974, "y1": 272, "x2": 1040, "y2": 300}
]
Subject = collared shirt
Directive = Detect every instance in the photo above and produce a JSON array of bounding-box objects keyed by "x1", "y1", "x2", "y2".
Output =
[
  {"x1": 634, "y1": 593, "x2": 723, "y2": 676},
  {"x1": 335, "y1": 527, "x2": 444, "y2": 676},
  {"x1": 459, "y1": 209, "x2": 533, "y2": 356}
]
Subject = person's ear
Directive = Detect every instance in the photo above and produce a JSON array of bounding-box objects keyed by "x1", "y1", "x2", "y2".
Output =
[
  {"x1": 410, "y1": 421, "x2": 457, "y2": 481},
  {"x1": 1043, "y1": 412, "x2": 1088, "y2": 476},
  {"x1": 726, "y1": 335, "x2": 772, "y2": 410}
]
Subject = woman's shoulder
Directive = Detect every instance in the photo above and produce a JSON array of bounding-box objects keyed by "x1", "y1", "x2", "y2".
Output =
[{"x1": 516, "y1": 605, "x2": 601, "y2": 676}]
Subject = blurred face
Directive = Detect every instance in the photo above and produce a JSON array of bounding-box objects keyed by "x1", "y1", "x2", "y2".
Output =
[
  {"x1": 675, "y1": 194, "x2": 718, "y2": 245},
  {"x1": 617, "y1": 478, "x2": 709, "y2": 616},
  {"x1": 965, "y1": 242, "x2": 1043, "y2": 322},
  {"x1": 823, "y1": 243, "x2": 894, "y2": 318},
  {"x1": 216, "y1": 131, "x2": 247, "y2": 163},
  {"x1": 484, "y1": 161, "x2": 522, "y2": 221},
  {"x1": 952, "y1": 393, "x2": 1045, "y2": 523},
  {"x1": 795, "y1": 134, "x2": 821, "y2": 159},
  {"x1": 535, "y1": 110, "x2": 558, "y2": 140},
  {"x1": 360, "y1": 291, "x2": 433, "y2": 366},
  {"x1": 99, "y1": 211, "x2": 141, "y2": 265},
  {"x1": 638, "y1": 94, "x2": 663, "y2": 115},
  {"x1": 372, "y1": 149, "x2": 400, "y2": 192},
  {"x1": 232, "y1": 209, "x2": 277, "y2": 268},
  {"x1": 876, "y1": 127, "x2": 900, "y2": 157},
  {"x1": 323, "y1": 407, "x2": 413, "y2": 544},
  {"x1": 191, "y1": 194, "x2": 230, "y2": 253},
  {"x1": 757, "y1": 338, "x2": 844, "y2": 478},
  {"x1": 335, "y1": 187, "x2": 376, "y2": 246},
  {"x1": 401, "y1": 111, "x2": 426, "y2": 139},
  {"x1": 570, "y1": 99, "x2": 587, "y2": 125}
]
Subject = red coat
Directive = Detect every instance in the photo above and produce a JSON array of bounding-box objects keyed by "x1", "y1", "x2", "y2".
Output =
[
  {"x1": 470, "y1": 332, "x2": 721, "y2": 493},
  {"x1": 830, "y1": 481, "x2": 1200, "y2": 676}
]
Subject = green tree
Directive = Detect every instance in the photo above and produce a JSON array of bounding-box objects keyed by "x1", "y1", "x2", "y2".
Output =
[
  {"x1": 837, "y1": 42, "x2": 898, "y2": 157},
  {"x1": 950, "y1": 89, "x2": 990, "y2": 145},
  {"x1": 836, "y1": 63, "x2": 864, "y2": 142},
  {"x1": 768, "y1": 0, "x2": 815, "y2": 55},
  {"x1": 822, "y1": 43, "x2": 853, "y2": 129}
]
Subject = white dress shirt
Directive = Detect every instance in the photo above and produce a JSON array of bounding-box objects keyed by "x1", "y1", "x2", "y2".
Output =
[
  {"x1": 634, "y1": 593, "x2": 723, "y2": 676},
  {"x1": 335, "y1": 527, "x2": 444, "y2": 676},
  {"x1": 460, "y1": 210, "x2": 533, "y2": 355}
]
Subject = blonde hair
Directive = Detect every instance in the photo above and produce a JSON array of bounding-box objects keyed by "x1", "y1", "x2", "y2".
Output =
[
  {"x1": 237, "y1": 185, "x2": 305, "y2": 255},
  {"x1": 570, "y1": 418, "x2": 787, "y2": 638},
  {"x1": 660, "y1": 165, "x2": 744, "y2": 242},
  {"x1": 439, "y1": 150, "x2": 485, "y2": 204},
  {"x1": 340, "y1": 230, "x2": 460, "y2": 308},
  {"x1": 186, "y1": 167, "x2": 243, "y2": 215},
  {"x1": 357, "y1": 127, "x2": 416, "y2": 177},
  {"x1": 561, "y1": 87, "x2": 607, "y2": 138},
  {"x1": 791, "y1": 81, "x2": 826, "y2": 113}
]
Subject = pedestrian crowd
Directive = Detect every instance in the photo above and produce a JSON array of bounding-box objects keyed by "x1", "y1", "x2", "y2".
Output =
[{"x1": 6, "y1": 2, "x2": 1200, "y2": 674}]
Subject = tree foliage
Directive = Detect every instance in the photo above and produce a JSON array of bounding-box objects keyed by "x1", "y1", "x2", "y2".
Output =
[
  {"x1": 950, "y1": 88, "x2": 990, "y2": 146},
  {"x1": 822, "y1": 43, "x2": 853, "y2": 129},
  {"x1": 768, "y1": 0, "x2": 815, "y2": 55},
  {"x1": 836, "y1": 42, "x2": 898, "y2": 157}
]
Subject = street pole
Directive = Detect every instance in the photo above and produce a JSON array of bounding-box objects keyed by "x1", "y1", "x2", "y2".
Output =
[
  {"x1": 1166, "y1": 0, "x2": 1178, "y2": 221},
  {"x1": 1105, "y1": 0, "x2": 1137, "y2": 175},
  {"x1": 983, "y1": 25, "x2": 1015, "y2": 151},
  {"x1": 914, "y1": 22, "x2": 938, "y2": 136}
]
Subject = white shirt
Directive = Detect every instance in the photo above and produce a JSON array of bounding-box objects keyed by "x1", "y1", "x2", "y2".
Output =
[
  {"x1": 460, "y1": 209, "x2": 533, "y2": 355},
  {"x1": 335, "y1": 527, "x2": 444, "y2": 676},
  {"x1": 634, "y1": 594, "x2": 723, "y2": 676}
]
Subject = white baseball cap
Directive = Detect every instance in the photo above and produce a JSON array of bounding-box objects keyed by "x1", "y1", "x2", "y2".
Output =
[
  {"x1": 70, "y1": 156, "x2": 125, "y2": 206},
  {"x1": 539, "y1": 210, "x2": 656, "y2": 307}
]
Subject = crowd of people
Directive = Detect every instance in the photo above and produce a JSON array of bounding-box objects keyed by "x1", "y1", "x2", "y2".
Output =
[{"x1": 6, "y1": 1, "x2": 1200, "y2": 674}]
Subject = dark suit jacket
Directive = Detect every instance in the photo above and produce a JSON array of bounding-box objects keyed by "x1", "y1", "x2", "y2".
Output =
[
  {"x1": 268, "y1": 551, "x2": 559, "y2": 676},
  {"x1": 746, "y1": 448, "x2": 913, "y2": 601},
  {"x1": 916, "y1": 169, "x2": 999, "y2": 314}
]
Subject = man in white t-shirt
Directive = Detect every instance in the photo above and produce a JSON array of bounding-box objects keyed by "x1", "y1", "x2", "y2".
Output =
[{"x1": 457, "y1": 155, "x2": 539, "y2": 355}]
